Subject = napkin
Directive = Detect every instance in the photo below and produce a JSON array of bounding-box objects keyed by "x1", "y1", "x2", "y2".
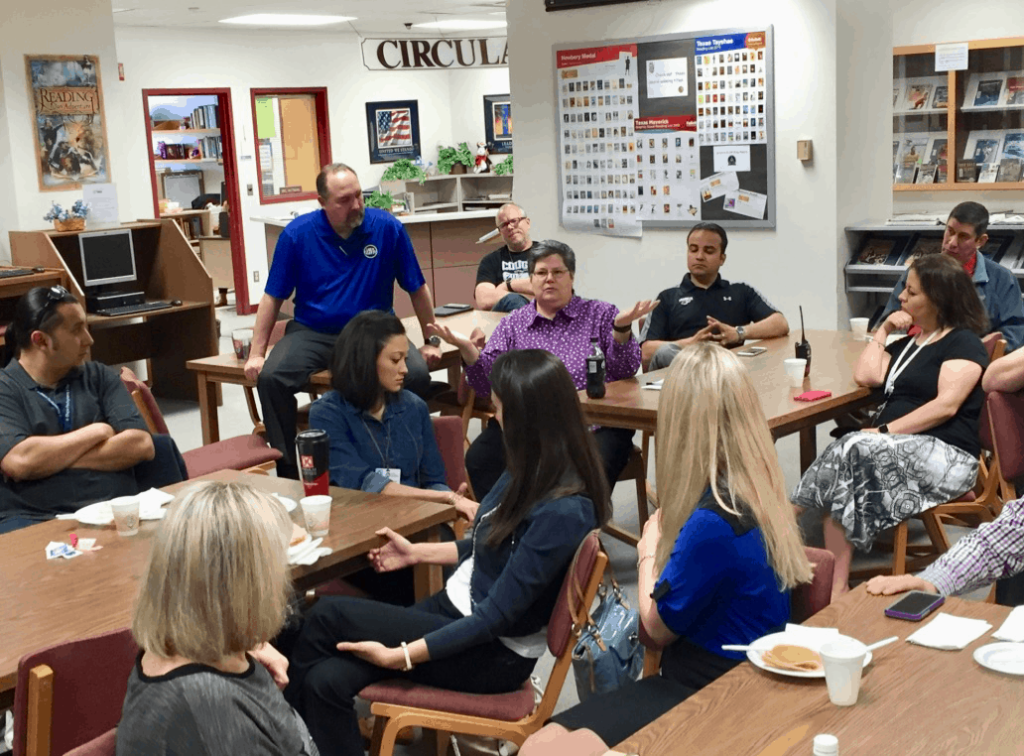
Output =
[
  {"x1": 781, "y1": 623, "x2": 840, "y2": 649},
  {"x1": 641, "y1": 380, "x2": 664, "y2": 391},
  {"x1": 992, "y1": 606, "x2": 1024, "y2": 643},
  {"x1": 288, "y1": 537, "x2": 333, "y2": 566},
  {"x1": 906, "y1": 612, "x2": 992, "y2": 650}
]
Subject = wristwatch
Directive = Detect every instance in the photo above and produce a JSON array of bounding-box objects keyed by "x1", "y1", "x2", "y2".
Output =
[
  {"x1": 427, "y1": 335, "x2": 441, "y2": 347},
  {"x1": 878, "y1": 423, "x2": 889, "y2": 434},
  {"x1": 735, "y1": 325, "x2": 747, "y2": 344}
]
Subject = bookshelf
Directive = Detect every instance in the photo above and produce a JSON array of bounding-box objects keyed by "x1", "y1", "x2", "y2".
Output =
[{"x1": 393, "y1": 174, "x2": 513, "y2": 214}]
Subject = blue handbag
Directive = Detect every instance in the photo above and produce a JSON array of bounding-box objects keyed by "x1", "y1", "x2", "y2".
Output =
[{"x1": 571, "y1": 561, "x2": 644, "y2": 702}]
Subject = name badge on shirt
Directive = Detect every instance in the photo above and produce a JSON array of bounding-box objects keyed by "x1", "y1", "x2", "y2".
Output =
[{"x1": 376, "y1": 468, "x2": 401, "y2": 484}]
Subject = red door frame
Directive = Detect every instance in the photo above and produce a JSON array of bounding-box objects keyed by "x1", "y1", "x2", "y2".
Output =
[{"x1": 142, "y1": 87, "x2": 253, "y2": 315}]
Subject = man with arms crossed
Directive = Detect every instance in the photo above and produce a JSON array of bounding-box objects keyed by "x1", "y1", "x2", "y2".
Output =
[
  {"x1": 244, "y1": 163, "x2": 442, "y2": 479},
  {"x1": 880, "y1": 201, "x2": 1024, "y2": 352},
  {"x1": 474, "y1": 203, "x2": 537, "y2": 312},
  {"x1": 0, "y1": 286, "x2": 155, "y2": 533},
  {"x1": 640, "y1": 222, "x2": 789, "y2": 370}
]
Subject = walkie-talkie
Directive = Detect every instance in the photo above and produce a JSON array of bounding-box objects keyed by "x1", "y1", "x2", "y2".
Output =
[{"x1": 795, "y1": 306, "x2": 811, "y2": 377}]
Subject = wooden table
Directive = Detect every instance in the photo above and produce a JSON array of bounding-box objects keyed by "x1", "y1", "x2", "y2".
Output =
[
  {"x1": 186, "y1": 310, "x2": 505, "y2": 445},
  {"x1": 579, "y1": 330, "x2": 881, "y2": 471},
  {"x1": 616, "y1": 587, "x2": 1021, "y2": 756},
  {"x1": 0, "y1": 469, "x2": 456, "y2": 702}
]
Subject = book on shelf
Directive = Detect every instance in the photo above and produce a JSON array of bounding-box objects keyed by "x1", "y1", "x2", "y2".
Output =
[
  {"x1": 972, "y1": 138, "x2": 1000, "y2": 165},
  {"x1": 1003, "y1": 132, "x2": 1024, "y2": 161},
  {"x1": 956, "y1": 160, "x2": 978, "y2": 182},
  {"x1": 927, "y1": 138, "x2": 947, "y2": 166},
  {"x1": 907, "y1": 84, "x2": 932, "y2": 110},
  {"x1": 936, "y1": 161, "x2": 949, "y2": 183},
  {"x1": 915, "y1": 164, "x2": 937, "y2": 184},
  {"x1": 979, "y1": 163, "x2": 1000, "y2": 183},
  {"x1": 894, "y1": 163, "x2": 917, "y2": 184},
  {"x1": 855, "y1": 238, "x2": 902, "y2": 266},
  {"x1": 1008, "y1": 76, "x2": 1024, "y2": 106},
  {"x1": 996, "y1": 158, "x2": 1023, "y2": 183},
  {"x1": 974, "y1": 79, "x2": 1003, "y2": 107},
  {"x1": 893, "y1": 87, "x2": 900, "y2": 107},
  {"x1": 932, "y1": 85, "x2": 948, "y2": 109},
  {"x1": 902, "y1": 235, "x2": 943, "y2": 267}
]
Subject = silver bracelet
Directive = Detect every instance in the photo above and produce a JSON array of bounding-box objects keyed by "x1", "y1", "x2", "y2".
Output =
[{"x1": 401, "y1": 641, "x2": 413, "y2": 671}]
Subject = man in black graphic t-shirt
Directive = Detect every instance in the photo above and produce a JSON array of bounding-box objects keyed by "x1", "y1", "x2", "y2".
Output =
[{"x1": 475, "y1": 203, "x2": 538, "y2": 312}]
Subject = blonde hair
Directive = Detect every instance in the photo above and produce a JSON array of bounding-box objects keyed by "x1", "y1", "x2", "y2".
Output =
[
  {"x1": 132, "y1": 481, "x2": 294, "y2": 664},
  {"x1": 654, "y1": 343, "x2": 811, "y2": 589}
]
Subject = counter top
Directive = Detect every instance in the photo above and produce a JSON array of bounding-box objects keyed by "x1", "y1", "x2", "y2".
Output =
[{"x1": 252, "y1": 209, "x2": 496, "y2": 228}]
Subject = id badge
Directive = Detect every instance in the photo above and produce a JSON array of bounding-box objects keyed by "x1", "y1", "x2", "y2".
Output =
[{"x1": 376, "y1": 468, "x2": 401, "y2": 484}]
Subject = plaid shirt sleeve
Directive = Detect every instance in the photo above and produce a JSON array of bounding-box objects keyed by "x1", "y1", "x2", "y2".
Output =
[{"x1": 919, "y1": 496, "x2": 1024, "y2": 595}]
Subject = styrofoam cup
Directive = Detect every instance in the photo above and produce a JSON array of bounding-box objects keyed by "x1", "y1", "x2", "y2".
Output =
[
  {"x1": 850, "y1": 317, "x2": 869, "y2": 339},
  {"x1": 110, "y1": 496, "x2": 141, "y2": 536},
  {"x1": 232, "y1": 328, "x2": 253, "y2": 360},
  {"x1": 820, "y1": 641, "x2": 867, "y2": 706},
  {"x1": 300, "y1": 495, "x2": 332, "y2": 537},
  {"x1": 784, "y1": 358, "x2": 807, "y2": 387}
]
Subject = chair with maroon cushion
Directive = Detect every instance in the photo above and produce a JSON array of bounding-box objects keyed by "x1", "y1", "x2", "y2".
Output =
[
  {"x1": 639, "y1": 546, "x2": 834, "y2": 678},
  {"x1": 63, "y1": 729, "x2": 117, "y2": 756},
  {"x1": 358, "y1": 532, "x2": 607, "y2": 756},
  {"x1": 13, "y1": 627, "x2": 137, "y2": 756},
  {"x1": 119, "y1": 366, "x2": 281, "y2": 479}
]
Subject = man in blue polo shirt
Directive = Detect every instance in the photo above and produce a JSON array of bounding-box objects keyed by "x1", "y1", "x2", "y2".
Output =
[
  {"x1": 244, "y1": 162, "x2": 442, "y2": 479},
  {"x1": 640, "y1": 223, "x2": 789, "y2": 370}
]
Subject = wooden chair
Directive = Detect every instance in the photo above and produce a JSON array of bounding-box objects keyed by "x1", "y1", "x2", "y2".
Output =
[
  {"x1": 431, "y1": 370, "x2": 497, "y2": 450},
  {"x1": 13, "y1": 627, "x2": 137, "y2": 756},
  {"x1": 358, "y1": 532, "x2": 607, "y2": 756},
  {"x1": 119, "y1": 366, "x2": 281, "y2": 478},
  {"x1": 602, "y1": 445, "x2": 653, "y2": 548},
  {"x1": 242, "y1": 319, "x2": 324, "y2": 436},
  {"x1": 63, "y1": 729, "x2": 117, "y2": 756},
  {"x1": 639, "y1": 546, "x2": 834, "y2": 678},
  {"x1": 851, "y1": 337, "x2": 1009, "y2": 579}
]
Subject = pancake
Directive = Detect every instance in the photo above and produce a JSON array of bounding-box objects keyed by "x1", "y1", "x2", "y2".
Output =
[{"x1": 761, "y1": 644, "x2": 823, "y2": 672}]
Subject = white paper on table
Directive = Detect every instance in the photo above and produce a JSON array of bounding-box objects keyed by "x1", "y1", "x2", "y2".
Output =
[
  {"x1": 641, "y1": 379, "x2": 664, "y2": 391},
  {"x1": 646, "y1": 57, "x2": 688, "y2": 98},
  {"x1": 713, "y1": 146, "x2": 751, "y2": 173},
  {"x1": 722, "y1": 188, "x2": 768, "y2": 219},
  {"x1": 698, "y1": 171, "x2": 739, "y2": 203},
  {"x1": 82, "y1": 184, "x2": 119, "y2": 224},
  {"x1": 782, "y1": 623, "x2": 840, "y2": 647},
  {"x1": 992, "y1": 605, "x2": 1024, "y2": 642},
  {"x1": 906, "y1": 612, "x2": 992, "y2": 650}
]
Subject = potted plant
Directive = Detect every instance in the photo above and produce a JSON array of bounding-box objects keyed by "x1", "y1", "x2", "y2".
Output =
[
  {"x1": 494, "y1": 155, "x2": 514, "y2": 176},
  {"x1": 43, "y1": 200, "x2": 90, "y2": 232},
  {"x1": 364, "y1": 189, "x2": 395, "y2": 212},
  {"x1": 437, "y1": 142, "x2": 475, "y2": 175},
  {"x1": 380, "y1": 158, "x2": 427, "y2": 185}
]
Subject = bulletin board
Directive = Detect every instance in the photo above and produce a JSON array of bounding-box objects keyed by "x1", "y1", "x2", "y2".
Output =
[{"x1": 554, "y1": 26, "x2": 775, "y2": 238}]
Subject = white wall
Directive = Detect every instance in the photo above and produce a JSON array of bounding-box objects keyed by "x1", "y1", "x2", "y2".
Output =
[
  {"x1": 508, "y1": 0, "x2": 847, "y2": 329},
  {"x1": 0, "y1": 0, "x2": 134, "y2": 260},
  {"x1": 892, "y1": 0, "x2": 1024, "y2": 215},
  {"x1": 114, "y1": 26, "x2": 510, "y2": 306}
]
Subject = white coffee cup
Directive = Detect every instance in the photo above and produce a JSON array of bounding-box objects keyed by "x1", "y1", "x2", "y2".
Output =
[
  {"x1": 819, "y1": 640, "x2": 867, "y2": 706},
  {"x1": 850, "y1": 317, "x2": 870, "y2": 340},
  {"x1": 300, "y1": 495, "x2": 332, "y2": 537},
  {"x1": 783, "y1": 358, "x2": 807, "y2": 387},
  {"x1": 110, "y1": 496, "x2": 141, "y2": 537}
]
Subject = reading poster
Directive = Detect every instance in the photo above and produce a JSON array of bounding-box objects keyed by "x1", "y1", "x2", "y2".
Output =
[{"x1": 555, "y1": 27, "x2": 774, "y2": 233}]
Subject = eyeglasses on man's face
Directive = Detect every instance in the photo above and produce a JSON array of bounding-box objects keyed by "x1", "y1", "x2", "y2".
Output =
[{"x1": 498, "y1": 216, "x2": 528, "y2": 232}]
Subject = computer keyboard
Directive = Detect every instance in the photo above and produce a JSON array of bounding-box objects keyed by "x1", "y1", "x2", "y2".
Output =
[
  {"x1": 94, "y1": 301, "x2": 173, "y2": 317},
  {"x1": 0, "y1": 268, "x2": 34, "y2": 279}
]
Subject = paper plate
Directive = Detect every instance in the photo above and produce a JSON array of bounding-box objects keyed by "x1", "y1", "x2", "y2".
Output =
[
  {"x1": 974, "y1": 643, "x2": 1024, "y2": 676},
  {"x1": 274, "y1": 494, "x2": 298, "y2": 512},
  {"x1": 747, "y1": 631, "x2": 873, "y2": 679},
  {"x1": 72, "y1": 499, "x2": 167, "y2": 526}
]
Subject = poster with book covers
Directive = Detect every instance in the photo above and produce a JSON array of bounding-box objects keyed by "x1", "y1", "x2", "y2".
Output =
[{"x1": 554, "y1": 26, "x2": 774, "y2": 235}]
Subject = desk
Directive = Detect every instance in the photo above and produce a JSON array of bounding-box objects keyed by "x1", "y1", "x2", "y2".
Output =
[
  {"x1": 0, "y1": 469, "x2": 455, "y2": 703},
  {"x1": 186, "y1": 309, "x2": 506, "y2": 445},
  {"x1": 616, "y1": 587, "x2": 1020, "y2": 756},
  {"x1": 579, "y1": 330, "x2": 881, "y2": 470}
]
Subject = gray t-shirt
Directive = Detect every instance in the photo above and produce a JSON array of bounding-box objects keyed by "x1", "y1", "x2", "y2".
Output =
[{"x1": 116, "y1": 653, "x2": 319, "y2": 756}]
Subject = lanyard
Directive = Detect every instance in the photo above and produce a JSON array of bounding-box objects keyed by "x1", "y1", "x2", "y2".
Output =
[
  {"x1": 884, "y1": 330, "x2": 938, "y2": 396},
  {"x1": 360, "y1": 414, "x2": 392, "y2": 470},
  {"x1": 33, "y1": 384, "x2": 73, "y2": 433}
]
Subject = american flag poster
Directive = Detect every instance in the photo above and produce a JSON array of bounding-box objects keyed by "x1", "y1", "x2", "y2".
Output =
[{"x1": 366, "y1": 99, "x2": 420, "y2": 163}]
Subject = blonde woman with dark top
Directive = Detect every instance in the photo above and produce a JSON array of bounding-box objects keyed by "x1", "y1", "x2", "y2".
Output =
[{"x1": 116, "y1": 482, "x2": 318, "y2": 755}]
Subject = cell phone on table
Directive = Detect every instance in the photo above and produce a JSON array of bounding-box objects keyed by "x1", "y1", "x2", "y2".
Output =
[
  {"x1": 736, "y1": 346, "x2": 767, "y2": 357},
  {"x1": 434, "y1": 303, "x2": 473, "y2": 317},
  {"x1": 884, "y1": 590, "x2": 945, "y2": 621}
]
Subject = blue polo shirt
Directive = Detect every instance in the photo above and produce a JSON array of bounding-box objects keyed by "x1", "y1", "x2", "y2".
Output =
[{"x1": 264, "y1": 208, "x2": 426, "y2": 334}]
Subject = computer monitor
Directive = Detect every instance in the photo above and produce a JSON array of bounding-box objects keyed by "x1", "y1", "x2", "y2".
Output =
[{"x1": 79, "y1": 229, "x2": 138, "y2": 287}]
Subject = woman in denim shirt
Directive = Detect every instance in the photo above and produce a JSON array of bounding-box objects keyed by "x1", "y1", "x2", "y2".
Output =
[{"x1": 286, "y1": 350, "x2": 610, "y2": 756}]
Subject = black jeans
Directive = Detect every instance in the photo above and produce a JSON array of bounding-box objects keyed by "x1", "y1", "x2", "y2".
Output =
[
  {"x1": 465, "y1": 418, "x2": 636, "y2": 502},
  {"x1": 257, "y1": 319, "x2": 431, "y2": 478},
  {"x1": 285, "y1": 592, "x2": 536, "y2": 756}
]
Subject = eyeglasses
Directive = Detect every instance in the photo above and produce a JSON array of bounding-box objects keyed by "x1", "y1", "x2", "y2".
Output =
[
  {"x1": 497, "y1": 216, "x2": 527, "y2": 231},
  {"x1": 531, "y1": 268, "x2": 571, "y2": 280}
]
